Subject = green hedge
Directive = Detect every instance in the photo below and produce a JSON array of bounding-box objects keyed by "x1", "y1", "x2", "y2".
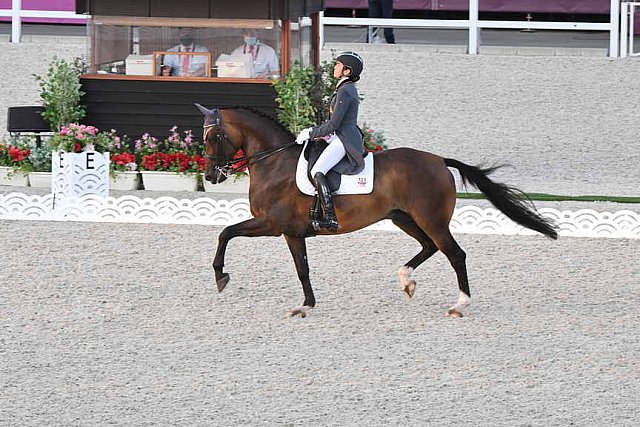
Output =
[{"x1": 457, "y1": 192, "x2": 640, "y2": 204}]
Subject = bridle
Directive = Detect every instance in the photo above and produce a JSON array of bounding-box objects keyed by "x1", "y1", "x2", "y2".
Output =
[{"x1": 203, "y1": 114, "x2": 297, "y2": 179}]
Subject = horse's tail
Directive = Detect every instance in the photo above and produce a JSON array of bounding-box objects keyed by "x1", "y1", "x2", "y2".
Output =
[{"x1": 444, "y1": 158, "x2": 558, "y2": 239}]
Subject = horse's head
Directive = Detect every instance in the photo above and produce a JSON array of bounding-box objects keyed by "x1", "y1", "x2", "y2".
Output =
[{"x1": 196, "y1": 103, "x2": 241, "y2": 184}]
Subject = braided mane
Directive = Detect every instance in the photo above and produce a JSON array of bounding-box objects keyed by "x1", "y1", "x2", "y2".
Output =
[{"x1": 221, "y1": 106, "x2": 294, "y2": 138}]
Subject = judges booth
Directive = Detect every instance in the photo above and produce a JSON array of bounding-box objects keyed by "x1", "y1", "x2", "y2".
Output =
[{"x1": 76, "y1": 0, "x2": 324, "y2": 138}]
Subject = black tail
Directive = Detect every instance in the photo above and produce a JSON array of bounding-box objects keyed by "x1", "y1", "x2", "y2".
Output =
[{"x1": 445, "y1": 158, "x2": 558, "y2": 239}]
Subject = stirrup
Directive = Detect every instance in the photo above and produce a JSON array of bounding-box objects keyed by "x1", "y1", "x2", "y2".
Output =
[{"x1": 310, "y1": 218, "x2": 338, "y2": 232}]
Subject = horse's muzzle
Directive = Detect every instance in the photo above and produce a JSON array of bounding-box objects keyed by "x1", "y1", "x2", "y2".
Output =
[{"x1": 205, "y1": 167, "x2": 228, "y2": 184}]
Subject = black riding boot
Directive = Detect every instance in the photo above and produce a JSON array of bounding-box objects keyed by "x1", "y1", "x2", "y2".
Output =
[{"x1": 311, "y1": 172, "x2": 339, "y2": 232}]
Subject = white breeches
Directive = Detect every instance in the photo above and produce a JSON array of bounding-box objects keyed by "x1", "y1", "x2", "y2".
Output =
[{"x1": 310, "y1": 134, "x2": 346, "y2": 176}]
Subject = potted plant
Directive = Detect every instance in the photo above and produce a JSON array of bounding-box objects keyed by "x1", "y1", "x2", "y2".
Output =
[
  {"x1": 27, "y1": 140, "x2": 53, "y2": 188},
  {"x1": 110, "y1": 152, "x2": 139, "y2": 190},
  {"x1": 104, "y1": 130, "x2": 139, "y2": 190},
  {"x1": 0, "y1": 138, "x2": 32, "y2": 186},
  {"x1": 139, "y1": 151, "x2": 205, "y2": 191},
  {"x1": 137, "y1": 127, "x2": 206, "y2": 192}
]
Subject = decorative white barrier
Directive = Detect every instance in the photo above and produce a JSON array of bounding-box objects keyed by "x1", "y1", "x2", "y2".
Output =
[{"x1": 0, "y1": 192, "x2": 638, "y2": 239}]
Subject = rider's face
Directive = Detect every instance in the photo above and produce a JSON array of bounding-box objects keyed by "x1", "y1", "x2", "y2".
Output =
[{"x1": 333, "y1": 62, "x2": 344, "y2": 79}]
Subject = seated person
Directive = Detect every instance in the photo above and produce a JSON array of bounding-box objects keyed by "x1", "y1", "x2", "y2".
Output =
[
  {"x1": 162, "y1": 28, "x2": 209, "y2": 77},
  {"x1": 230, "y1": 29, "x2": 279, "y2": 78}
]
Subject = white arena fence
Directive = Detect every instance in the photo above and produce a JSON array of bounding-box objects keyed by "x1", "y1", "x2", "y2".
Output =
[
  {"x1": 620, "y1": 2, "x2": 640, "y2": 56},
  {"x1": 321, "y1": 0, "x2": 625, "y2": 57},
  {"x1": 1, "y1": 192, "x2": 638, "y2": 239},
  {"x1": 1, "y1": 0, "x2": 634, "y2": 57}
]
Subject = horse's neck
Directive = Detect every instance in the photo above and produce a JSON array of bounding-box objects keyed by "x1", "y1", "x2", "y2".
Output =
[
  {"x1": 225, "y1": 109, "x2": 298, "y2": 177},
  {"x1": 244, "y1": 134, "x2": 299, "y2": 177}
]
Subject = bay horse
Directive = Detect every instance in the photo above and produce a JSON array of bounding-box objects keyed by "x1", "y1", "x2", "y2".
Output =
[{"x1": 197, "y1": 104, "x2": 557, "y2": 318}]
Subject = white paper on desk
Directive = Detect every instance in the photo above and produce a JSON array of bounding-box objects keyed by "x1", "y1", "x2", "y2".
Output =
[{"x1": 215, "y1": 54, "x2": 253, "y2": 78}]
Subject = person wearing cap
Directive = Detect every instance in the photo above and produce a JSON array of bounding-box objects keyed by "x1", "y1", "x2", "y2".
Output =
[
  {"x1": 295, "y1": 51, "x2": 365, "y2": 231},
  {"x1": 162, "y1": 28, "x2": 209, "y2": 77},
  {"x1": 230, "y1": 29, "x2": 279, "y2": 78}
]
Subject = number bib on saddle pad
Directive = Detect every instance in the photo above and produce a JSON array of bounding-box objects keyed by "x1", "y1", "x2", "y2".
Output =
[{"x1": 295, "y1": 140, "x2": 374, "y2": 196}]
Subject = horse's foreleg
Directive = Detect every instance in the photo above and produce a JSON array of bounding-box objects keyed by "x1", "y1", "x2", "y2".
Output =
[
  {"x1": 283, "y1": 235, "x2": 315, "y2": 318},
  {"x1": 213, "y1": 217, "x2": 280, "y2": 292},
  {"x1": 387, "y1": 210, "x2": 438, "y2": 299}
]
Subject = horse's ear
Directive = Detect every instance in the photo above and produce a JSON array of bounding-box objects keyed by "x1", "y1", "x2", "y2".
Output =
[{"x1": 195, "y1": 103, "x2": 214, "y2": 116}]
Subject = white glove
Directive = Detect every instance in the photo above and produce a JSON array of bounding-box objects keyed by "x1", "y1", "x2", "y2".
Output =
[{"x1": 296, "y1": 127, "x2": 312, "y2": 144}]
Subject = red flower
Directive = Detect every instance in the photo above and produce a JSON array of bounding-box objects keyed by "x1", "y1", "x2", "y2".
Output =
[
  {"x1": 141, "y1": 153, "x2": 159, "y2": 170},
  {"x1": 230, "y1": 149, "x2": 247, "y2": 173},
  {"x1": 193, "y1": 155, "x2": 206, "y2": 172},
  {"x1": 8, "y1": 146, "x2": 30, "y2": 162},
  {"x1": 111, "y1": 152, "x2": 135, "y2": 165}
]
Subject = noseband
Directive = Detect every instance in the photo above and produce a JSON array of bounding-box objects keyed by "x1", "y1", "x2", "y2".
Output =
[{"x1": 203, "y1": 114, "x2": 297, "y2": 179}]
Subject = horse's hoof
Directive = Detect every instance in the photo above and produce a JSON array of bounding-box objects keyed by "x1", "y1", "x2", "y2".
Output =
[
  {"x1": 402, "y1": 280, "x2": 417, "y2": 300},
  {"x1": 287, "y1": 306, "x2": 310, "y2": 318},
  {"x1": 216, "y1": 273, "x2": 230, "y2": 292},
  {"x1": 445, "y1": 308, "x2": 464, "y2": 318}
]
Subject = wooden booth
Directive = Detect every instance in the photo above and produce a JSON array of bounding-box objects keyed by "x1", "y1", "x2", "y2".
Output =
[{"x1": 76, "y1": 0, "x2": 324, "y2": 138}]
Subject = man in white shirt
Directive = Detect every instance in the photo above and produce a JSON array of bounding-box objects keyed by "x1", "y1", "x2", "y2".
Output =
[
  {"x1": 163, "y1": 28, "x2": 209, "y2": 77},
  {"x1": 230, "y1": 29, "x2": 279, "y2": 78}
]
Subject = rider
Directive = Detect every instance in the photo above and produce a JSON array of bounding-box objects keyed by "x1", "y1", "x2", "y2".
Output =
[{"x1": 295, "y1": 51, "x2": 365, "y2": 231}]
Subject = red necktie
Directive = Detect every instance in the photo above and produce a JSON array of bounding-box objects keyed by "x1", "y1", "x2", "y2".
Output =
[
  {"x1": 248, "y1": 45, "x2": 255, "y2": 59},
  {"x1": 182, "y1": 47, "x2": 191, "y2": 75}
]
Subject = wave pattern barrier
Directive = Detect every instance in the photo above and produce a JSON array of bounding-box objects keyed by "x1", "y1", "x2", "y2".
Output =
[{"x1": 0, "y1": 192, "x2": 638, "y2": 239}]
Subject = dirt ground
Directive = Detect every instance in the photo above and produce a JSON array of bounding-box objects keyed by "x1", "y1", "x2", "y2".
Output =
[{"x1": 1, "y1": 220, "x2": 638, "y2": 425}]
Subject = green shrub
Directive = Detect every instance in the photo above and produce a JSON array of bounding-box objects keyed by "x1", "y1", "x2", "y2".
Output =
[
  {"x1": 33, "y1": 56, "x2": 86, "y2": 132},
  {"x1": 272, "y1": 59, "x2": 338, "y2": 133}
]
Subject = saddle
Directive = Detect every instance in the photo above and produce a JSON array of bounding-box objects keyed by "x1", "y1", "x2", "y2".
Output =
[{"x1": 295, "y1": 140, "x2": 374, "y2": 196}]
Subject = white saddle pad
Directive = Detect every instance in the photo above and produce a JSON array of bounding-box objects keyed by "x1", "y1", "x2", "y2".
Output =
[{"x1": 295, "y1": 142, "x2": 374, "y2": 196}]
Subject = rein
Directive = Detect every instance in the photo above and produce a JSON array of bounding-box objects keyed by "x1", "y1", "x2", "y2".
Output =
[{"x1": 203, "y1": 122, "x2": 297, "y2": 176}]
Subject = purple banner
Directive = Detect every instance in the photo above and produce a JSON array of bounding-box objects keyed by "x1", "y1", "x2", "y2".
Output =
[
  {"x1": 433, "y1": 1, "x2": 610, "y2": 13},
  {"x1": 325, "y1": 0, "x2": 611, "y2": 13},
  {"x1": 0, "y1": 0, "x2": 83, "y2": 23}
]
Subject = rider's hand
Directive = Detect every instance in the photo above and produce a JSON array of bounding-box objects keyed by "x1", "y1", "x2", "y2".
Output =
[{"x1": 295, "y1": 127, "x2": 312, "y2": 144}]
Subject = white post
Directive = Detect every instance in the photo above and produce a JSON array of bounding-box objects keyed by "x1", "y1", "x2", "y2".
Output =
[
  {"x1": 630, "y1": 3, "x2": 636, "y2": 55},
  {"x1": 11, "y1": 0, "x2": 21, "y2": 43},
  {"x1": 468, "y1": 0, "x2": 479, "y2": 55},
  {"x1": 319, "y1": 11, "x2": 325, "y2": 48},
  {"x1": 621, "y1": 2, "x2": 629, "y2": 57},
  {"x1": 611, "y1": 0, "x2": 621, "y2": 57}
]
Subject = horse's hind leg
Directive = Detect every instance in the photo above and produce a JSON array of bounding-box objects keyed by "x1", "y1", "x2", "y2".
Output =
[
  {"x1": 427, "y1": 229, "x2": 471, "y2": 317},
  {"x1": 387, "y1": 210, "x2": 438, "y2": 299}
]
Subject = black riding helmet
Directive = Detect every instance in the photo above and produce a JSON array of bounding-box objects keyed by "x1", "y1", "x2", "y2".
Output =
[{"x1": 336, "y1": 51, "x2": 364, "y2": 81}]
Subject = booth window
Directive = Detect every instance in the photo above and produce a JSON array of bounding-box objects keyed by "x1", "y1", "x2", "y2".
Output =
[{"x1": 87, "y1": 17, "x2": 281, "y2": 79}]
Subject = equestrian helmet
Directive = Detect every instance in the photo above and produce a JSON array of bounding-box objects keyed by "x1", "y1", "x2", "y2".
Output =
[{"x1": 336, "y1": 51, "x2": 364, "y2": 78}]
